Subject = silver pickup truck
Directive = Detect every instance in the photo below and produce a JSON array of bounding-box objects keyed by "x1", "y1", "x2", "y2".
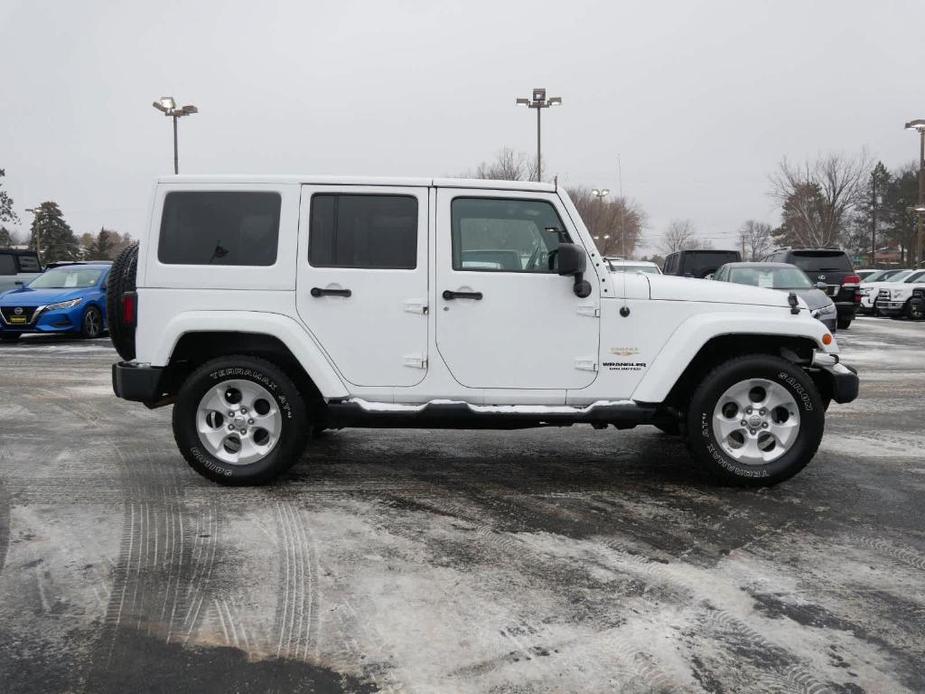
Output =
[{"x1": 0, "y1": 249, "x2": 43, "y2": 295}]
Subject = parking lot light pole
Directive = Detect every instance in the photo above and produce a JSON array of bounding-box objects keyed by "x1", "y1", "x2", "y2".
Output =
[
  {"x1": 516, "y1": 89, "x2": 561, "y2": 182},
  {"x1": 24, "y1": 207, "x2": 41, "y2": 266},
  {"x1": 153, "y1": 97, "x2": 199, "y2": 174},
  {"x1": 904, "y1": 119, "x2": 925, "y2": 264}
]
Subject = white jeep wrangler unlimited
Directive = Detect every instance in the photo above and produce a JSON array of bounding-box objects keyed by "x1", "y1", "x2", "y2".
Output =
[{"x1": 110, "y1": 176, "x2": 858, "y2": 487}]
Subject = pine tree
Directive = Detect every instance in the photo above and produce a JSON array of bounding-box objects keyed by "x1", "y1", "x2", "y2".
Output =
[
  {"x1": 30, "y1": 201, "x2": 79, "y2": 263},
  {"x1": 0, "y1": 169, "x2": 20, "y2": 243},
  {"x1": 83, "y1": 228, "x2": 117, "y2": 260}
]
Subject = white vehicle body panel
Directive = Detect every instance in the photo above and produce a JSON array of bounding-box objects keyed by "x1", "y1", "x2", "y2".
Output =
[
  {"x1": 433, "y1": 187, "x2": 602, "y2": 391},
  {"x1": 296, "y1": 184, "x2": 430, "y2": 388}
]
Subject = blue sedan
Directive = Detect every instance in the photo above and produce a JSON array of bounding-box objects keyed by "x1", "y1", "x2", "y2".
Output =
[{"x1": 0, "y1": 262, "x2": 111, "y2": 342}]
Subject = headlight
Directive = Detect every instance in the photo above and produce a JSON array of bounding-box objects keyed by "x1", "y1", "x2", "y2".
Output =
[
  {"x1": 859, "y1": 287, "x2": 870, "y2": 296},
  {"x1": 45, "y1": 298, "x2": 82, "y2": 311},
  {"x1": 892, "y1": 289, "x2": 906, "y2": 299}
]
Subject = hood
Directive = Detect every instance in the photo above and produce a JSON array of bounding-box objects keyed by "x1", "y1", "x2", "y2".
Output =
[
  {"x1": 0, "y1": 286, "x2": 87, "y2": 307},
  {"x1": 790, "y1": 288, "x2": 833, "y2": 311},
  {"x1": 647, "y1": 275, "x2": 794, "y2": 308}
]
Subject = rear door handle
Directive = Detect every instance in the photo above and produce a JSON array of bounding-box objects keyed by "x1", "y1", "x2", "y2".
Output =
[
  {"x1": 311, "y1": 287, "x2": 352, "y2": 298},
  {"x1": 442, "y1": 290, "x2": 483, "y2": 300}
]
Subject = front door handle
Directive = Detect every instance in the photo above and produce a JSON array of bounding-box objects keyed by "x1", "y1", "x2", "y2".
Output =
[
  {"x1": 311, "y1": 287, "x2": 352, "y2": 298},
  {"x1": 442, "y1": 289, "x2": 483, "y2": 300}
]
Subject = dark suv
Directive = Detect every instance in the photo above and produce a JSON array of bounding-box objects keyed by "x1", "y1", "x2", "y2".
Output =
[
  {"x1": 765, "y1": 249, "x2": 860, "y2": 329},
  {"x1": 662, "y1": 249, "x2": 742, "y2": 278}
]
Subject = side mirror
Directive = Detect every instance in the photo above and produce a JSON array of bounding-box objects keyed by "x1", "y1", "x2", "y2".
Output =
[
  {"x1": 556, "y1": 243, "x2": 592, "y2": 298},
  {"x1": 815, "y1": 281, "x2": 827, "y2": 290}
]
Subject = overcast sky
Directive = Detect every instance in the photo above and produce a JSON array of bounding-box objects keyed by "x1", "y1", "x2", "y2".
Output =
[{"x1": 2, "y1": 0, "x2": 923, "y2": 254}]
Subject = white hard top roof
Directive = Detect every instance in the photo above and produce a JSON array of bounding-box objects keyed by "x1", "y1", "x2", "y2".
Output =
[{"x1": 156, "y1": 175, "x2": 557, "y2": 193}]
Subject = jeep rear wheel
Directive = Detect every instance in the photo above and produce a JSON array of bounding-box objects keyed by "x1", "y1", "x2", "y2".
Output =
[
  {"x1": 172, "y1": 355, "x2": 308, "y2": 485},
  {"x1": 685, "y1": 355, "x2": 824, "y2": 486}
]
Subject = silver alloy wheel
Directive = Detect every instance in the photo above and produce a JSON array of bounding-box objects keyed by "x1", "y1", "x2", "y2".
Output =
[
  {"x1": 712, "y1": 378, "x2": 801, "y2": 465},
  {"x1": 85, "y1": 309, "x2": 101, "y2": 337},
  {"x1": 196, "y1": 379, "x2": 282, "y2": 465}
]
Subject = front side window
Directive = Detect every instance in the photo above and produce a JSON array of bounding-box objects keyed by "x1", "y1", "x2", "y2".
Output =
[
  {"x1": 309, "y1": 194, "x2": 417, "y2": 269},
  {"x1": 451, "y1": 198, "x2": 567, "y2": 273},
  {"x1": 158, "y1": 191, "x2": 281, "y2": 266}
]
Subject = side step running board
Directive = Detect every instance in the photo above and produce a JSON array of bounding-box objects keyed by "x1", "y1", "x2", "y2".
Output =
[{"x1": 322, "y1": 399, "x2": 658, "y2": 430}]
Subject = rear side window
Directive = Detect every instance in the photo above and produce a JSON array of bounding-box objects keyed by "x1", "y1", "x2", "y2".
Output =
[
  {"x1": 0, "y1": 254, "x2": 14, "y2": 275},
  {"x1": 788, "y1": 251, "x2": 852, "y2": 273},
  {"x1": 17, "y1": 255, "x2": 40, "y2": 272},
  {"x1": 158, "y1": 192, "x2": 281, "y2": 266},
  {"x1": 309, "y1": 194, "x2": 417, "y2": 269}
]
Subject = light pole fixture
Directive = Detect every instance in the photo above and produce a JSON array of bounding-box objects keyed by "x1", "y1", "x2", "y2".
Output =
[
  {"x1": 516, "y1": 88, "x2": 561, "y2": 182},
  {"x1": 153, "y1": 96, "x2": 199, "y2": 174},
  {"x1": 25, "y1": 206, "x2": 42, "y2": 266},
  {"x1": 905, "y1": 119, "x2": 925, "y2": 263},
  {"x1": 591, "y1": 188, "x2": 610, "y2": 200}
]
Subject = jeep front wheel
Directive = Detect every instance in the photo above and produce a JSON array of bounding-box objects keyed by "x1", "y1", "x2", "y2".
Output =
[
  {"x1": 172, "y1": 355, "x2": 308, "y2": 485},
  {"x1": 685, "y1": 355, "x2": 824, "y2": 486}
]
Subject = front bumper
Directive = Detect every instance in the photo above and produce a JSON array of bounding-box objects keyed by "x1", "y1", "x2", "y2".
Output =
[
  {"x1": 809, "y1": 352, "x2": 859, "y2": 404},
  {"x1": 0, "y1": 304, "x2": 87, "y2": 334},
  {"x1": 113, "y1": 362, "x2": 165, "y2": 404},
  {"x1": 874, "y1": 299, "x2": 905, "y2": 316}
]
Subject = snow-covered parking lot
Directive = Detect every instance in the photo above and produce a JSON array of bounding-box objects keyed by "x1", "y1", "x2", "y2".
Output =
[{"x1": 1, "y1": 319, "x2": 924, "y2": 693}]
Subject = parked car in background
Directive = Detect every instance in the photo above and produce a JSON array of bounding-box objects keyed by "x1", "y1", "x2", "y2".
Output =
[
  {"x1": 854, "y1": 269, "x2": 878, "y2": 281},
  {"x1": 765, "y1": 249, "x2": 859, "y2": 329},
  {"x1": 858, "y1": 269, "x2": 915, "y2": 314},
  {"x1": 713, "y1": 262, "x2": 838, "y2": 331},
  {"x1": 606, "y1": 258, "x2": 662, "y2": 274},
  {"x1": 0, "y1": 261, "x2": 111, "y2": 342},
  {"x1": 873, "y1": 269, "x2": 925, "y2": 320},
  {"x1": 0, "y1": 249, "x2": 43, "y2": 294},
  {"x1": 662, "y1": 249, "x2": 741, "y2": 278}
]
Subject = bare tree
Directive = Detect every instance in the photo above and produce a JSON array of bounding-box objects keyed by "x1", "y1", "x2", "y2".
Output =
[
  {"x1": 738, "y1": 220, "x2": 774, "y2": 260},
  {"x1": 467, "y1": 148, "x2": 537, "y2": 182},
  {"x1": 770, "y1": 151, "x2": 870, "y2": 247},
  {"x1": 660, "y1": 219, "x2": 707, "y2": 254},
  {"x1": 567, "y1": 187, "x2": 646, "y2": 257}
]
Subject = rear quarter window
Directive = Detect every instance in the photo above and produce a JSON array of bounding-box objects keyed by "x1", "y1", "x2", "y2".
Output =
[
  {"x1": 0, "y1": 253, "x2": 14, "y2": 275},
  {"x1": 158, "y1": 191, "x2": 281, "y2": 266}
]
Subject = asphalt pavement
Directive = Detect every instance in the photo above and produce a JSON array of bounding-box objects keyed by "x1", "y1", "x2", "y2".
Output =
[{"x1": 1, "y1": 319, "x2": 923, "y2": 693}]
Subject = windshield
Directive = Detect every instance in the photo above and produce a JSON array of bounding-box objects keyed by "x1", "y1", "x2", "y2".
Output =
[
  {"x1": 728, "y1": 266, "x2": 812, "y2": 289},
  {"x1": 611, "y1": 264, "x2": 660, "y2": 274},
  {"x1": 29, "y1": 267, "x2": 104, "y2": 289},
  {"x1": 904, "y1": 270, "x2": 925, "y2": 283},
  {"x1": 883, "y1": 270, "x2": 914, "y2": 283}
]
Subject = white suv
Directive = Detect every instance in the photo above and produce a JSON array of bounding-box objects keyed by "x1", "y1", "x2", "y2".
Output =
[{"x1": 109, "y1": 176, "x2": 858, "y2": 487}]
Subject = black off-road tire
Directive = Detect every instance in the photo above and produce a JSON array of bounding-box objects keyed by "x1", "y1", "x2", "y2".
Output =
[
  {"x1": 905, "y1": 298, "x2": 925, "y2": 321},
  {"x1": 685, "y1": 355, "x2": 825, "y2": 487},
  {"x1": 836, "y1": 316, "x2": 852, "y2": 330},
  {"x1": 173, "y1": 355, "x2": 309, "y2": 486},
  {"x1": 107, "y1": 242, "x2": 138, "y2": 360},
  {"x1": 80, "y1": 305, "x2": 103, "y2": 339}
]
